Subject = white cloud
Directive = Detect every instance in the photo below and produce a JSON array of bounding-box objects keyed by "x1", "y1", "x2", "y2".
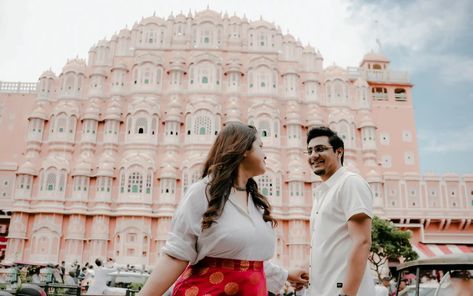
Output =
[
  {"x1": 418, "y1": 125, "x2": 473, "y2": 153},
  {"x1": 347, "y1": 0, "x2": 472, "y2": 51}
]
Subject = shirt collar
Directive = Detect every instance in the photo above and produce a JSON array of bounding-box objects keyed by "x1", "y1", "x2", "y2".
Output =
[{"x1": 322, "y1": 167, "x2": 346, "y2": 189}]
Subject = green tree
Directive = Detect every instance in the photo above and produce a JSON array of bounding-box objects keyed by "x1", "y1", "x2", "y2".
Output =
[{"x1": 370, "y1": 216, "x2": 418, "y2": 280}]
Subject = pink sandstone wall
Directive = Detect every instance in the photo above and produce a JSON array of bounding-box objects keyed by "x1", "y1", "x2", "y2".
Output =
[{"x1": 0, "y1": 9, "x2": 471, "y2": 267}]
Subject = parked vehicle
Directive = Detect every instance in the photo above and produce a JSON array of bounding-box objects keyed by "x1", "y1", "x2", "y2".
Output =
[{"x1": 395, "y1": 253, "x2": 473, "y2": 296}]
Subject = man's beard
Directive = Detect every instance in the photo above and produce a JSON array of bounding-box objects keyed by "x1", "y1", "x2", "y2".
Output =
[{"x1": 313, "y1": 168, "x2": 325, "y2": 176}]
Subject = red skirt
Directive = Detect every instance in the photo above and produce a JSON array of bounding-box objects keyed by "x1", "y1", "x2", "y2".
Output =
[{"x1": 172, "y1": 257, "x2": 267, "y2": 296}]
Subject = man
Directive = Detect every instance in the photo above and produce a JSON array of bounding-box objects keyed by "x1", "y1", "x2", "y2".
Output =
[
  {"x1": 306, "y1": 126, "x2": 375, "y2": 296},
  {"x1": 381, "y1": 276, "x2": 394, "y2": 295},
  {"x1": 375, "y1": 280, "x2": 388, "y2": 296}
]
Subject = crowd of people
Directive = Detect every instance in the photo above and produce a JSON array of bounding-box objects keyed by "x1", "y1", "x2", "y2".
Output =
[{"x1": 0, "y1": 257, "x2": 152, "y2": 293}]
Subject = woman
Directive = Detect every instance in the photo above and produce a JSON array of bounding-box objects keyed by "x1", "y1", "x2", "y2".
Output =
[{"x1": 139, "y1": 122, "x2": 307, "y2": 296}]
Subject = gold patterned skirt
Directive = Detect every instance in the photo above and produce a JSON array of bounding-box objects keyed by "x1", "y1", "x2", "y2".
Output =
[{"x1": 172, "y1": 257, "x2": 267, "y2": 296}]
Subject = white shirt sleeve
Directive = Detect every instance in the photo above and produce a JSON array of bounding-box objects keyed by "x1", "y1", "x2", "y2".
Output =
[
  {"x1": 264, "y1": 260, "x2": 288, "y2": 294},
  {"x1": 340, "y1": 175, "x2": 374, "y2": 221},
  {"x1": 161, "y1": 181, "x2": 207, "y2": 263}
]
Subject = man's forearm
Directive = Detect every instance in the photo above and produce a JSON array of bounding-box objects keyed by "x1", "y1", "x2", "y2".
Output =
[{"x1": 342, "y1": 240, "x2": 371, "y2": 295}]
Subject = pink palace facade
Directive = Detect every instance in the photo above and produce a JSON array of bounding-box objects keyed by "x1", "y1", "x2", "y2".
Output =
[{"x1": 0, "y1": 9, "x2": 472, "y2": 268}]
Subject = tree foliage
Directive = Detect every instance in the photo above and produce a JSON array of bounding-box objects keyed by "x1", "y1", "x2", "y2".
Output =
[{"x1": 370, "y1": 216, "x2": 419, "y2": 280}]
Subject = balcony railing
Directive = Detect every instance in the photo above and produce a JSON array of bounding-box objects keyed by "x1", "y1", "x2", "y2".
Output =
[
  {"x1": 346, "y1": 68, "x2": 410, "y2": 84},
  {"x1": 0, "y1": 81, "x2": 37, "y2": 93}
]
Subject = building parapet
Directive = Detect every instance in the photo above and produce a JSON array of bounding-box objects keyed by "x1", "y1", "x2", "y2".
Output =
[
  {"x1": 0, "y1": 81, "x2": 37, "y2": 94},
  {"x1": 346, "y1": 67, "x2": 410, "y2": 84}
]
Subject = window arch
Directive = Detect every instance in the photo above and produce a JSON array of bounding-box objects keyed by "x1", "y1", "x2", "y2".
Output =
[
  {"x1": 259, "y1": 120, "x2": 271, "y2": 138},
  {"x1": 193, "y1": 110, "x2": 212, "y2": 135},
  {"x1": 135, "y1": 117, "x2": 148, "y2": 134},
  {"x1": 46, "y1": 173, "x2": 56, "y2": 191},
  {"x1": 395, "y1": 88, "x2": 407, "y2": 101},
  {"x1": 256, "y1": 173, "x2": 281, "y2": 198},
  {"x1": 128, "y1": 171, "x2": 143, "y2": 193}
]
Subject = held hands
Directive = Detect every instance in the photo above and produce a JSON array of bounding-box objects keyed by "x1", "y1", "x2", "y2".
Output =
[{"x1": 287, "y1": 267, "x2": 309, "y2": 290}]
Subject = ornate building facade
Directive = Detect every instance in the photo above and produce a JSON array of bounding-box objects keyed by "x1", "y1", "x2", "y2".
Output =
[{"x1": 0, "y1": 9, "x2": 472, "y2": 267}]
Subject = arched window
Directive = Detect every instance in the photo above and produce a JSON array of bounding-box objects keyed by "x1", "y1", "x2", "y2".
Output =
[
  {"x1": 193, "y1": 111, "x2": 212, "y2": 135},
  {"x1": 395, "y1": 88, "x2": 407, "y2": 101},
  {"x1": 57, "y1": 116, "x2": 66, "y2": 133},
  {"x1": 146, "y1": 170, "x2": 152, "y2": 194},
  {"x1": 202, "y1": 76, "x2": 208, "y2": 84},
  {"x1": 257, "y1": 174, "x2": 273, "y2": 197},
  {"x1": 58, "y1": 170, "x2": 66, "y2": 192},
  {"x1": 259, "y1": 120, "x2": 271, "y2": 138},
  {"x1": 119, "y1": 169, "x2": 125, "y2": 193},
  {"x1": 46, "y1": 173, "x2": 56, "y2": 191},
  {"x1": 65, "y1": 75, "x2": 75, "y2": 91},
  {"x1": 143, "y1": 67, "x2": 151, "y2": 84},
  {"x1": 135, "y1": 117, "x2": 148, "y2": 134},
  {"x1": 128, "y1": 171, "x2": 143, "y2": 193}
]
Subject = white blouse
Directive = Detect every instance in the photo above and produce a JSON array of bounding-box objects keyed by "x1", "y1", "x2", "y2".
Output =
[{"x1": 162, "y1": 178, "x2": 288, "y2": 292}]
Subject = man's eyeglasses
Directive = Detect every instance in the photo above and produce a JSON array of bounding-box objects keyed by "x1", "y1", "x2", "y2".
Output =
[{"x1": 305, "y1": 145, "x2": 332, "y2": 155}]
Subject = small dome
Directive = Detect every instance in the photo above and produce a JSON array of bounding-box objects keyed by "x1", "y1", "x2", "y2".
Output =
[
  {"x1": 140, "y1": 15, "x2": 166, "y2": 26},
  {"x1": 118, "y1": 28, "x2": 130, "y2": 38},
  {"x1": 96, "y1": 39, "x2": 108, "y2": 47},
  {"x1": 224, "y1": 60, "x2": 243, "y2": 74},
  {"x1": 72, "y1": 154, "x2": 93, "y2": 176},
  {"x1": 82, "y1": 100, "x2": 100, "y2": 121},
  {"x1": 194, "y1": 8, "x2": 221, "y2": 21},
  {"x1": 324, "y1": 65, "x2": 346, "y2": 77},
  {"x1": 175, "y1": 12, "x2": 186, "y2": 21},
  {"x1": 96, "y1": 152, "x2": 115, "y2": 177},
  {"x1": 286, "y1": 156, "x2": 305, "y2": 182},
  {"x1": 358, "y1": 113, "x2": 376, "y2": 128},
  {"x1": 306, "y1": 109, "x2": 324, "y2": 127},
  {"x1": 39, "y1": 70, "x2": 56, "y2": 79},
  {"x1": 283, "y1": 34, "x2": 295, "y2": 43},
  {"x1": 18, "y1": 159, "x2": 38, "y2": 176},
  {"x1": 303, "y1": 45, "x2": 316, "y2": 54},
  {"x1": 160, "y1": 152, "x2": 178, "y2": 179},
  {"x1": 62, "y1": 58, "x2": 86, "y2": 74},
  {"x1": 89, "y1": 67, "x2": 107, "y2": 77},
  {"x1": 281, "y1": 66, "x2": 299, "y2": 76},
  {"x1": 249, "y1": 19, "x2": 274, "y2": 29},
  {"x1": 362, "y1": 51, "x2": 389, "y2": 63},
  {"x1": 354, "y1": 77, "x2": 369, "y2": 87},
  {"x1": 111, "y1": 62, "x2": 128, "y2": 72},
  {"x1": 224, "y1": 98, "x2": 241, "y2": 123},
  {"x1": 366, "y1": 170, "x2": 382, "y2": 183},
  {"x1": 167, "y1": 56, "x2": 186, "y2": 73},
  {"x1": 164, "y1": 98, "x2": 182, "y2": 122},
  {"x1": 160, "y1": 164, "x2": 178, "y2": 179},
  {"x1": 229, "y1": 15, "x2": 241, "y2": 24},
  {"x1": 28, "y1": 103, "x2": 48, "y2": 120},
  {"x1": 104, "y1": 98, "x2": 122, "y2": 121}
]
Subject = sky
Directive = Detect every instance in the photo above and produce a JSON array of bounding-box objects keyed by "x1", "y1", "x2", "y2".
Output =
[{"x1": 0, "y1": 0, "x2": 472, "y2": 175}]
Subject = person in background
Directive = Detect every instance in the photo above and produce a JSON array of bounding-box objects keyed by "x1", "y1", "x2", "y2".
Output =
[
  {"x1": 31, "y1": 268, "x2": 41, "y2": 284},
  {"x1": 139, "y1": 122, "x2": 308, "y2": 296}
]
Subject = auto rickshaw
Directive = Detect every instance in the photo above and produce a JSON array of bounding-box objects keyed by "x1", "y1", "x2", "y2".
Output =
[{"x1": 395, "y1": 253, "x2": 473, "y2": 296}]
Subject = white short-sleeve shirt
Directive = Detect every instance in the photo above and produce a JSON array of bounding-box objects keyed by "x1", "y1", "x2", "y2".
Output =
[
  {"x1": 310, "y1": 167, "x2": 376, "y2": 296},
  {"x1": 162, "y1": 178, "x2": 287, "y2": 293}
]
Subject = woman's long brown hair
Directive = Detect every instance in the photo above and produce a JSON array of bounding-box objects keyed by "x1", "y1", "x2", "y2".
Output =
[{"x1": 201, "y1": 122, "x2": 277, "y2": 230}]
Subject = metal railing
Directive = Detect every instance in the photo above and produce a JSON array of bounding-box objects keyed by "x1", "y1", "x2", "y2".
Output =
[{"x1": 0, "y1": 81, "x2": 37, "y2": 94}]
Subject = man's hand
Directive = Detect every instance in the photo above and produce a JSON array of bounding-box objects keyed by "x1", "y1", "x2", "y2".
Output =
[{"x1": 287, "y1": 268, "x2": 309, "y2": 290}]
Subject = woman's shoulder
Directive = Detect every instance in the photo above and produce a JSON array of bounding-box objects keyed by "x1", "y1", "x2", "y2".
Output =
[{"x1": 180, "y1": 178, "x2": 209, "y2": 209}]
